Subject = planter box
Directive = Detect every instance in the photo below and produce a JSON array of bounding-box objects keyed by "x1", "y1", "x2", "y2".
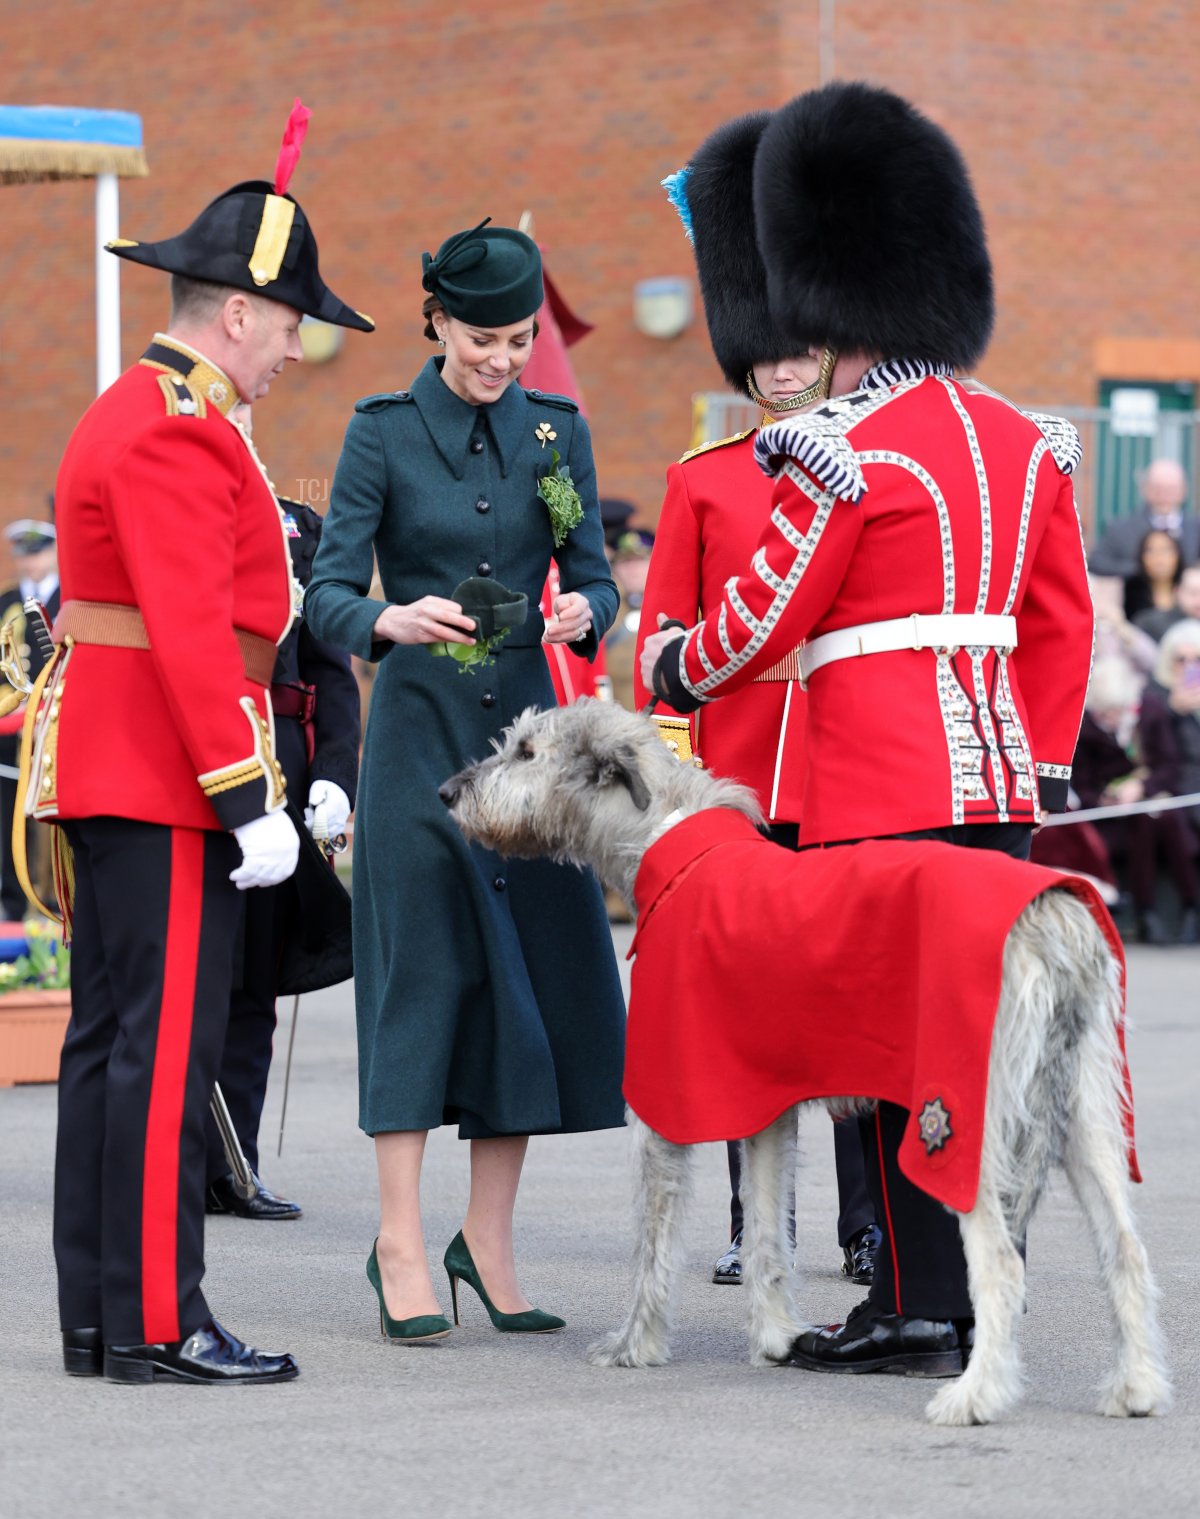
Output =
[{"x1": 0, "y1": 989, "x2": 71, "y2": 1087}]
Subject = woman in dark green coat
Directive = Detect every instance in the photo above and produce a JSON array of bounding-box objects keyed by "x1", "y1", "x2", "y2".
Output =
[{"x1": 306, "y1": 222, "x2": 626, "y2": 1342}]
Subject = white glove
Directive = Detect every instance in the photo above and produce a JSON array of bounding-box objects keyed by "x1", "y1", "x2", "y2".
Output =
[
  {"x1": 305, "y1": 779, "x2": 352, "y2": 841},
  {"x1": 230, "y1": 811, "x2": 300, "y2": 890}
]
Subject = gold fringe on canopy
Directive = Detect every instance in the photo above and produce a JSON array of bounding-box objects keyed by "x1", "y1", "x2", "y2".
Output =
[{"x1": 0, "y1": 137, "x2": 148, "y2": 185}]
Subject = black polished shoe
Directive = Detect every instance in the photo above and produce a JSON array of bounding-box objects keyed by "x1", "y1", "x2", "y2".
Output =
[
  {"x1": 205, "y1": 1171, "x2": 302, "y2": 1221},
  {"x1": 104, "y1": 1316, "x2": 299, "y2": 1384},
  {"x1": 788, "y1": 1299, "x2": 963, "y2": 1378},
  {"x1": 1178, "y1": 907, "x2": 1200, "y2": 945},
  {"x1": 840, "y1": 1223, "x2": 881, "y2": 1286},
  {"x1": 63, "y1": 1326, "x2": 103, "y2": 1377},
  {"x1": 712, "y1": 1229, "x2": 743, "y2": 1285}
]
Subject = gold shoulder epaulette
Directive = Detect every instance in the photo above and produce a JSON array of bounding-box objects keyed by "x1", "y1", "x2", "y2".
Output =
[
  {"x1": 155, "y1": 371, "x2": 206, "y2": 419},
  {"x1": 679, "y1": 427, "x2": 756, "y2": 464}
]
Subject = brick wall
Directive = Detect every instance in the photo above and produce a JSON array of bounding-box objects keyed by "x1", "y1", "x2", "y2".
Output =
[{"x1": 1, "y1": 0, "x2": 1197, "y2": 539}]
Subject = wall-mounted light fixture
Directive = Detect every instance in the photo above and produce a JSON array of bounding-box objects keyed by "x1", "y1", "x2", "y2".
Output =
[
  {"x1": 633, "y1": 276, "x2": 693, "y2": 339},
  {"x1": 299, "y1": 314, "x2": 344, "y2": 364}
]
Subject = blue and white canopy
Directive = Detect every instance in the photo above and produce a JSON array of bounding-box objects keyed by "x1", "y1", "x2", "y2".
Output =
[
  {"x1": 0, "y1": 105, "x2": 147, "y2": 183},
  {"x1": 1, "y1": 106, "x2": 149, "y2": 391}
]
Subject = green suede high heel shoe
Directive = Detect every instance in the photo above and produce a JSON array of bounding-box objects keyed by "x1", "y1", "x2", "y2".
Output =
[
  {"x1": 366, "y1": 1241, "x2": 453, "y2": 1343},
  {"x1": 443, "y1": 1230, "x2": 565, "y2": 1333}
]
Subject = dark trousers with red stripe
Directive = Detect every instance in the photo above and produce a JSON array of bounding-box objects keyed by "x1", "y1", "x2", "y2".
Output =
[
  {"x1": 54, "y1": 817, "x2": 242, "y2": 1345},
  {"x1": 862, "y1": 822, "x2": 1031, "y2": 1321}
]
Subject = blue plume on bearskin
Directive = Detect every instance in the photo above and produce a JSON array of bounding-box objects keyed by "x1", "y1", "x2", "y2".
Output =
[
  {"x1": 682, "y1": 111, "x2": 804, "y2": 397},
  {"x1": 660, "y1": 167, "x2": 695, "y2": 244}
]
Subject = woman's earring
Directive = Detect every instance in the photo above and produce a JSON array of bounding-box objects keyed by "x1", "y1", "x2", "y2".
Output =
[{"x1": 437, "y1": 335, "x2": 446, "y2": 348}]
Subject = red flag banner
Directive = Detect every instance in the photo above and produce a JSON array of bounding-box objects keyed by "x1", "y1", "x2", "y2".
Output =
[{"x1": 522, "y1": 249, "x2": 607, "y2": 703}]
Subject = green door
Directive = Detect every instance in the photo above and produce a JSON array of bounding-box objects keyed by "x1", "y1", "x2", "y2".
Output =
[{"x1": 1094, "y1": 379, "x2": 1195, "y2": 538}]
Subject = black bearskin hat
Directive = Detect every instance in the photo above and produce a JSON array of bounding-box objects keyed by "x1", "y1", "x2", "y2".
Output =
[
  {"x1": 752, "y1": 82, "x2": 994, "y2": 370},
  {"x1": 679, "y1": 113, "x2": 806, "y2": 397}
]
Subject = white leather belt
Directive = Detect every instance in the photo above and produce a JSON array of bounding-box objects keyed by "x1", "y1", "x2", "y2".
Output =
[{"x1": 799, "y1": 613, "x2": 1018, "y2": 682}]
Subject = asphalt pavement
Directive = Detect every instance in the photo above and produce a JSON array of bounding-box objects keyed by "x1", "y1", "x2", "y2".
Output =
[{"x1": 1, "y1": 931, "x2": 1197, "y2": 1519}]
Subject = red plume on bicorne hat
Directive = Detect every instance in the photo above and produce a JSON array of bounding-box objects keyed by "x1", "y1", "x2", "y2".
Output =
[
  {"x1": 104, "y1": 94, "x2": 374, "y2": 332},
  {"x1": 274, "y1": 98, "x2": 311, "y2": 196}
]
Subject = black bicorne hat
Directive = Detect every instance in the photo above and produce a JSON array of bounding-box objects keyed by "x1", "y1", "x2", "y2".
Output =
[
  {"x1": 752, "y1": 82, "x2": 994, "y2": 370},
  {"x1": 106, "y1": 102, "x2": 373, "y2": 333},
  {"x1": 666, "y1": 112, "x2": 803, "y2": 397}
]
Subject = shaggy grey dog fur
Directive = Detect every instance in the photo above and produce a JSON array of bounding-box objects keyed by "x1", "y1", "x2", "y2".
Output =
[{"x1": 440, "y1": 701, "x2": 1169, "y2": 1426}]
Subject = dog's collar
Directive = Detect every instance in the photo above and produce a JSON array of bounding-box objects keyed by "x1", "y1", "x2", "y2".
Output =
[{"x1": 647, "y1": 808, "x2": 685, "y2": 847}]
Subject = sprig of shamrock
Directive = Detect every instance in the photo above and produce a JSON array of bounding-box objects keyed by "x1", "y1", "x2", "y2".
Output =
[
  {"x1": 537, "y1": 449, "x2": 584, "y2": 548},
  {"x1": 429, "y1": 625, "x2": 512, "y2": 675}
]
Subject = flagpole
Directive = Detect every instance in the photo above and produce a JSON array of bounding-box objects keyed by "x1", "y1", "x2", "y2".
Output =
[{"x1": 95, "y1": 171, "x2": 122, "y2": 393}]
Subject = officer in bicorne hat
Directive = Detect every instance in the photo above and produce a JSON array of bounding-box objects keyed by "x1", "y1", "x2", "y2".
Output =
[
  {"x1": 644, "y1": 82, "x2": 1094, "y2": 1376},
  {"x1": 44, "y1": 102, "x2": 371, "y2": 1385}
]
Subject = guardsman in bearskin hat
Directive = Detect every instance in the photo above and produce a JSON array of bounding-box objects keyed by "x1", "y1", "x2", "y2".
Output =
[
  {"x1": 43, "y1": 102, "x2": 371, "y2": 1385},
  {"x1": 643, "y1": 82, "x2": 1094, "y2": 1376},
  {"x1": 635, "y1": 113, "x2": 880, "y2": 1291}
]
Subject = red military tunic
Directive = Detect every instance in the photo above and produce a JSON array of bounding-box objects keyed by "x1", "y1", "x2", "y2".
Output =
[
  {"x1": 659, "y1": 366, "x2": 1094, "y2": 844},
  {"x1": 48, "y1": 336, "x2": 295, "y2": 831},
  {"x1": 636, "y1": 430, "x2": 808, "y2": 822},
  {"x1": 624, "y1": 808, "x2": 1138, "y2": 1213}
]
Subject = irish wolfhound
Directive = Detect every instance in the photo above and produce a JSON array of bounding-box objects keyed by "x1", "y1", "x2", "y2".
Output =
[{"x1": 439, "y1": 701, "x2": 1168, "y2": 1426}]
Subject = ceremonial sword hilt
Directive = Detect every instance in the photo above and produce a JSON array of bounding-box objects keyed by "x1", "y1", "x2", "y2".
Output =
[{"x1": 22, "y1": 598, "x2": 57, "y2": 666}]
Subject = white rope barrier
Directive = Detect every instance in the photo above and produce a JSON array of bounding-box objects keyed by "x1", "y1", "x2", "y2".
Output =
[
  {"x1": 0, "y1": 768, "x2": 1194, "y2": 827},
  {"x1": 1041, "y1": 792, "x2": 1200, "y2": 827}
]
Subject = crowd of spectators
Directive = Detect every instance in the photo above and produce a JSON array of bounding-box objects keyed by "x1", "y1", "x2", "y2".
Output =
[
  {"x1": 1032, "y1": 457, "x2": 1200, "y2": 943},
  {"x1": 601, "y1": 460, "x2": 1200, "y2": 945}
]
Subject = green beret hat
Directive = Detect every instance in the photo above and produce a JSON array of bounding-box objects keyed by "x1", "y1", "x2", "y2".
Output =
[
  {"x1": 452, "y1": 576, "x2": 529, "y2": 641},
  {"x1": 422, "y1": 219, "x2": 543, "y2": 328}
]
